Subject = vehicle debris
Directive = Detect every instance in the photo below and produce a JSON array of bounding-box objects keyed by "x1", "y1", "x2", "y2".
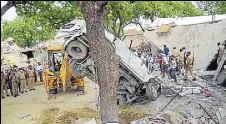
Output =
[
  {"x1": 18, "y1": 114, "x2": 31, "y2": 119},
  {"x1": 130, "y1": 116, "x2": 170, "y2": 124}
]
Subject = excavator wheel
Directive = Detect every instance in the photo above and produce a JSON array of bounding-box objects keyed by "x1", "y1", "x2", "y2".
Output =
[
  {"x1": 70, "y1": 59, "x2": 86, "y2": 77},
  {"x1": 146, "y1": 82, "x2": 161, "y2": 101}
]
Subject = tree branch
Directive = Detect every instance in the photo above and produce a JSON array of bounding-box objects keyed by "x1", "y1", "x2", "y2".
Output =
[
  {"x1": 1, "y1": 2, "x2": 14, "y2": 17},
  {"x1": 136, "y1": 22, "x2": 144, "y2": 32},
  {"x1": 1, "y1": 1, "x2": 28, "y2": 17},
  {"x1": 97, "y1": 1, "x2": 109, "y2": 9}
]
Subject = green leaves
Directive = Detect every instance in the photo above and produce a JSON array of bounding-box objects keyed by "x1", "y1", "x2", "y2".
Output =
[
  {"x1": 16, "y1": 1, "x2": 82, "y2": 30},
  {"x1": 2, "y1": 17, "x2": 55, "y2": 48},
  {"x1": 216, "y1": 1, "x2": 226, "y2": 14},
  {"x1": 105, "y1": 1, "x2": 204, "y2": 38},
  {"x1": 2, "y1": 1, "x2": 206, "y2": 47}
]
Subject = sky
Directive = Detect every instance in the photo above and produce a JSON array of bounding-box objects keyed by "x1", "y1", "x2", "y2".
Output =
[{"x1": 1, "y1": 1, "x2": 18, "y2": 21}]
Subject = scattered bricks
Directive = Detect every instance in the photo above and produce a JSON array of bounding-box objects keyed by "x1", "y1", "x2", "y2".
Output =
[
  {"x1": 182, "y1": 88, "x2": 193, "y2": 95},
  {"x1": 192, "y1": 89, "x2": 201, "y2": 94},
  {"x1": 181, "y1": 87, "x2": 202, "y2": 95},
  {"x1": 216, "y1": 107, "x2": 226, "y2": 123},
  {"x1": 190, "y1": 109, "x2": 204, "y2": 118},
  {"x1": 220, "y1": 116, "x2": 226, "y2": 124}
]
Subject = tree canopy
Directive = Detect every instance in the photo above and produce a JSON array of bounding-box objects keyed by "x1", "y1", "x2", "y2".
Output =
[
  {"x1": 105, "y1": 1, "x2": 204, "y2": 38},
  {"x1": 2, "y1": 1, "x2": 205, "y2": 47},
  {"x1": 2, "y1": 17, "x2": 55, "y2": 47},
  {"x1": 195, "y1": 1, "x2": 226, "y2": 15}
]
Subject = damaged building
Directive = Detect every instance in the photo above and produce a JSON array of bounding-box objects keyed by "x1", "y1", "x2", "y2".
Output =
[
  {"x1": 1, "y1": 38, "x2": 44, "y2": 67},
  {"x1": 143, "y1": 15, "x2": 226, "y2": 86}
]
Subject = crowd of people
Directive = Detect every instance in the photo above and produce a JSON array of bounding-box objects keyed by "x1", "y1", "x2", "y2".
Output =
[
  {"x1": 133, "y1": 45, "x2": 197, "y2": 83},
  {"x1": 134, "y1": 42, "x2": 225, "y2": 83},
  {"x1": 1, "y1": 62, "x2": 44, "y2": 99}
]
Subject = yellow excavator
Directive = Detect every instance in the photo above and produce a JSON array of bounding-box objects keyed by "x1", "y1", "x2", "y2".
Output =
[{"x1": 43, "y1": 44, "x2": 84, "y2": 96}]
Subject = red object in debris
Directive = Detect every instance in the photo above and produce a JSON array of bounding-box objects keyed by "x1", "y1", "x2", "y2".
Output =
[{"x1": 203, "y1": 88, "x2": 211, "y2": 97}]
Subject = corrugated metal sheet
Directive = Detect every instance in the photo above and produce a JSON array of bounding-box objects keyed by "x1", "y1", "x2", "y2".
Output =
[{"x1": 156, "y1": 24, "x2": 171, "y2": 33}]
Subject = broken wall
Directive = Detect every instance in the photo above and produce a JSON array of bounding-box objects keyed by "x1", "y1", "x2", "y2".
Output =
[
  {"x1": 123, "y1": 34, "x2": 159, "y2": 54},
  {"x1": 144, "y1": 19, "x2": 226, "y2": 69}
]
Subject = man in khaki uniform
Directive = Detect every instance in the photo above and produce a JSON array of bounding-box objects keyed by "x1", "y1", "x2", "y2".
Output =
[
  {"x1": 184, "y1": 52, "x2": 196, "y2": 81},
  {"x1": 173, "y1": 47, "x2": 180, "y2": 59},
  {"x1": 10, "y1": 70, "x2": 18, "y2": 97},
  {"x1": 19, "y1": 68, "x2": 27, "y2": 93},
  {"x1": 1, "y1": 69, "x2": 9, "y2": 99},
  {"x1": 25, "y1": 67, "x2": 30, "y2": 91},
  {"x1": 178, "y1": 49, "x2": 185, "y2": 75},
  {"x1": 28, "y1": 66, "x2": 36, "y2": 91},
  {"x1": 217, "y1": 42, "x2": 225, "y2": 65}
]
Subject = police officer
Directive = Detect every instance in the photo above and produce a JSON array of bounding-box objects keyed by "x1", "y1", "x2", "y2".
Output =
[
  {"x1": 10, "y1": 70, "x2": 18, "y2": 97},
  {"x1": 1, "y1": 69, "x2": 9, "y2": 99},
  {"x1": 7, "y1": 68, "x2": 14, "y2": 96},
  {"x1": 19, "y1": 68, "x2": 27, "y2": 93},
  {"x1": 28, "y1": 65, "x2": 36, "y2": 91},
  {"x1": 184, "y1": 52, "x2": 196, "y2": 81}
]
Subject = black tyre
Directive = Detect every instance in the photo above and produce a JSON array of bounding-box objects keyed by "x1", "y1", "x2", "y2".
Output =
[
  {"x1": 66, "y1": 39, "x2": 88, "y2": 60},
  {"x1": 118, "y1": 95, "x2": 127, "y2": 106},
  {"x1": 146, "y1": 83, "x2": 161, "y2": 101}
]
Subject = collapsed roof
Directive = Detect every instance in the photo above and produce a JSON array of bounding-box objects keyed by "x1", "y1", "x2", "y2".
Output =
[{"x1": 144, "y1": 19, "x2": 226, "y2": 70}]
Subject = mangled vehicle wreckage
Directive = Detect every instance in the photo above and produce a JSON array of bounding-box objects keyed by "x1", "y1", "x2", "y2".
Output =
[{"x1": 56, "y1": 19, "x2": 161, "y2": 105}]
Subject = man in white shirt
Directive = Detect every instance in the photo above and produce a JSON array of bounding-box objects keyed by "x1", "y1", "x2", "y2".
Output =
[
  {"x1": 168, "y1": 56, "x2": 177, "y2": 82},
  {"x1": 148, "y1": 53, "x2": 154, "y2": 72},
  {"x1": 162, "y1": 53, "x2": 169, "y2": 78},
  {"x1": 36, "y1": 62, "x2": 43, "y2": 83}
]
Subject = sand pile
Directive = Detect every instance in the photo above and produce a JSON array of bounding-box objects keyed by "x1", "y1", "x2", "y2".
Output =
[
  {"x1": 144, "y1": 19, "x2": 226, "y2": 69},
  {"x1": 37, "y1": 107, "x2": 146, "y2": 124}
]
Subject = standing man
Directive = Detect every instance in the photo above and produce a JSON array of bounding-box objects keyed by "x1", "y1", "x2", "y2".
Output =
[
  {"x1": 29, "y1": 66, "x2": 36, "y2": 91},
  {"x1": 10, "y1": 70, "x2": 18, "y2": 97},
  {"x1": 184, "y1": 52, "x2": 196, "y2": 81},
  {"x1": 19, "y1": 68, "x2": 27, "y2": 93},
  {"x1": 179, "y1": 49, "x2": 185, "y2": 75},
  {"x1": 162, "y1": 53, "x2": 169, "y2": 78},
  {"x1": 7, "y1": 68, "x2": 13, "y2": 96},
  {"x1": 168, "y1": 56, "x2": 177, "y2": 82},
  {"x1": 141, "y1": 52, "x2": 147, "y2": 64},
  {"x1": 182, "y1": 47, "x2": 187, "y2": 67},
  {"x1": 14, "y1": 66, "x2": 21, "y2": 93},
  {"x1": 36, "y1": 62, "x2": 43, "y2": 84},
  {"x1": 148, "y1": 53, "x2": 154, "y2": 73},
  {"x1": 217, "y1": 42, "x2": 225, "y2": 65},
  {"x1": 163, "y1": 45, "x2": 169, "y2": 59},
  {"x1": 1, "y1": 69, "x2": 9, "y2": 99},
  {"x1": 33, "y1": 63, "x2": 38, "y2": 84},
  {"x1": 25, "y1": 67, "x2": 30, "y2": 91}
]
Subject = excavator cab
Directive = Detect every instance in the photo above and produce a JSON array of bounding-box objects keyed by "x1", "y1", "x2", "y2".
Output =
[{"x1": 43, "y1": 45, "x2": 85, "y2": 96}]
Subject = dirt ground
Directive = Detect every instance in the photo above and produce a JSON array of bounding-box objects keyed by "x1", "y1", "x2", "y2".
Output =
[
  {"x1": 1, "y1": 77, "x2": 147, "y2": 124},
  {"x1": 1, "y1": 77, "x2": 100, "y2": 124},
  {"x1": 1, "y1": 75, "x2": 226, "y2": 124}
]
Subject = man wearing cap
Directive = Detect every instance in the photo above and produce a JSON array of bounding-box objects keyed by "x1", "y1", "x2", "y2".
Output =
[
  {"x1": 10, "y1": 70, "x2": 18, "y2": 97},
  {"x1": 19, "y1": 68, "x2": 27, "y2": 93},
  {"x1": 184, "y1": 52, "x2": 196, "y2": 81},
  {"x1": 28, "y1": 66, "x2": 36, "y2": 91}
]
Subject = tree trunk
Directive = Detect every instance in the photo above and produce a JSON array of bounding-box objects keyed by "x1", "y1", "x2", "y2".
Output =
[{"x1": 77, "y1": 1, "x2": 119, "y2": 123}]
